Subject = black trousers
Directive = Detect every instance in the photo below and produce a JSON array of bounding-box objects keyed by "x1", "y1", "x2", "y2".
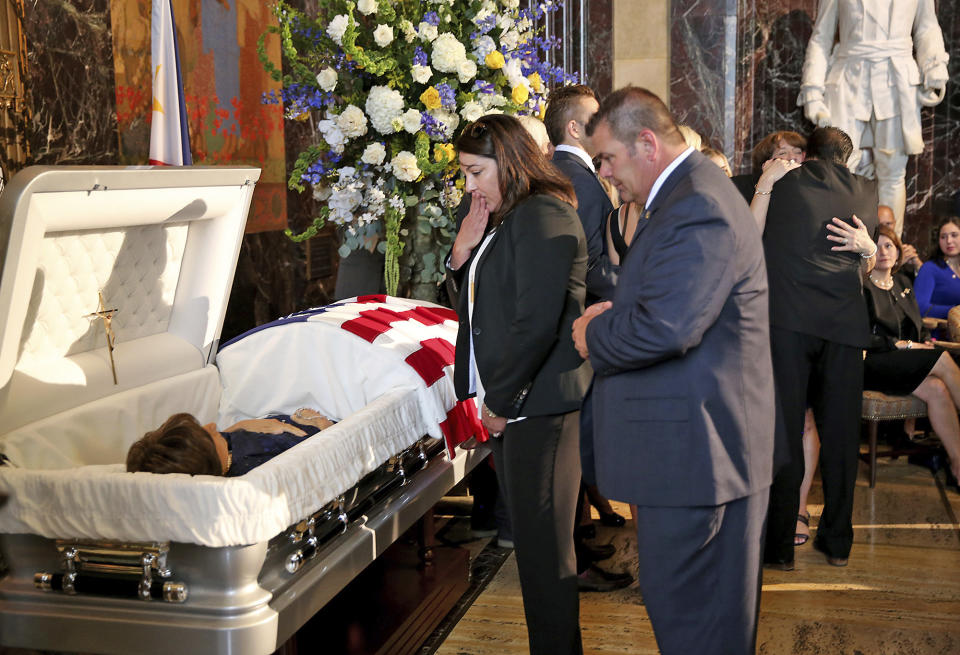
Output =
[
  {"x1": 487, "y1": 411, "x2": 583, "y2": 655},
  {"x1": 636, "y1": 490, "x2": 768, "y2": 655},
  {"x1": 765, "y1": 327, "x2": 863, "y2": 562}
]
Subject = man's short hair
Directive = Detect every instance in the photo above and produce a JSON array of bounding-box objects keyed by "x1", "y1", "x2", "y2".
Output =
[
  {"x1": 585, "y1": 86, "x2": 683, "y2": 149},
  {"x1": 127, "y1": 413, "x2": 222, "y2": 475},
  {"x1": 543, "y1": 84, "x2": 598, "y2": 147},
  {"x1": 807, "y1": 127, "x2": 853, "y2": 166}
]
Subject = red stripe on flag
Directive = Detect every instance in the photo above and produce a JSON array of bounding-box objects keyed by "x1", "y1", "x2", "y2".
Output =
[
  {"x1": 396, "y1": 306, "x2": 458, "y2": 325},
  {"x1": 404, "y1": 338, "x2": 455, "y2": 385},
  {"x1": 340, "y1": 308, "x2": 406, "y2": 342},
  {"x1": 356, "y1": 294, "x2": 388, "y2": 303},
  {"x1": 439, "y1": 398, "x2": 489, "y2": 458}
]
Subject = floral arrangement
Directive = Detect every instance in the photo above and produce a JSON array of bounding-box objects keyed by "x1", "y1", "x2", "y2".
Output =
[{"x1": 259, "y1": 0, "x2": 574, "y2": 297}]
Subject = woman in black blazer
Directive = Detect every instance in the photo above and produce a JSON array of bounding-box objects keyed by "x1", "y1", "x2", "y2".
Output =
[
  {"x1": 450, "y1": 115, "x2": 592, "y2": 655},
  {"x1": 865, "y1": 224, "x2": 960, "y2": 486}
]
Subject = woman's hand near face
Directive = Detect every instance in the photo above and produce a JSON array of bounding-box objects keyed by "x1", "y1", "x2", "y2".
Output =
[{"x1": 450, "y1": 192, "x2": 490, "y2": 270}]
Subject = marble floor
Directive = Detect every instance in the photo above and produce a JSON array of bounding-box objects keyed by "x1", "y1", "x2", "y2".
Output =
[{"x1": 435, "y1": 459, "x2": 960, "y2": 655}]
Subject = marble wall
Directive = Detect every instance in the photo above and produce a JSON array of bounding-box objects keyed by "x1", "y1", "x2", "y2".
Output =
[
  {"x1": 670, "y1": 0, "x2": 960, "y2": 248},
  {"x1": 22, "y1": 0, "x2": 119, "y2": 166}
]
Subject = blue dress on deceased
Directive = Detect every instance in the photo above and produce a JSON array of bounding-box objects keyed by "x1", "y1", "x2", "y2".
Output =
[{"x1": 222, "y1": 414, "x2": 325, "y2": 477}]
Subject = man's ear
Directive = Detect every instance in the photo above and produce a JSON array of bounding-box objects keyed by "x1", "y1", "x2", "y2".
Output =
[
  {"x1": 632, "y1": 129, "x2": 658, "y2": 160},
  {"x1": 566, "y1": 118, "x2": 581, "y2": 142}
]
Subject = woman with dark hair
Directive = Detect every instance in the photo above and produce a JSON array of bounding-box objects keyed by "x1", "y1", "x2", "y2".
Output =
[
  {"x1": 450, "y1": 114, "x2": 592, "y2": 655},
  {"x1": 865, "y1": 224, "x2": 960, "y2": 486},
  {"x1": 127, "y1": 409, "x2": 334, "y2": 476},
  {"x1": 914, "y1": 217, "x2": 960, "y2": 320}
]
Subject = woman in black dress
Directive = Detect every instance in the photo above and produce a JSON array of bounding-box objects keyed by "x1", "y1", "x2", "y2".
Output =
[{"x1": 864, "y1": 224, "x2": 960, "y2": 485}]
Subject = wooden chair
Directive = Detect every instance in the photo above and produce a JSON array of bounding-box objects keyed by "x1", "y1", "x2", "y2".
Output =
[{"x1": 860, "y1": 391, "x2": 929, "y2": 488}]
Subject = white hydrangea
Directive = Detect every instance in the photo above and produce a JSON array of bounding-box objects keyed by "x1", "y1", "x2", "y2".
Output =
[
  {"x1": 499, "y1": 29, "x2": 519, "y2": 52},
  {"x1": 401, "y1": 108, "x2": 422, "y2": 134},
  {"x1": 327, "y1": 14, "x2": 349, "y2": 46},
  {"x1": 390, "y1": 151, "x2": 422, "y2": 182},
  {"x1": 361, "y1": 142, "x2": 387, "y2": 165},
  {"x1": 336, "y1": 105, "x2": 368, "y2": 138},
  {"x1": 390, "y1": 116, "x2": 404, "y2": 132},
  {"x1": 315, "y1": 67, "x2": 338, "y2": 92},
  {"x1": 329, "y1": 184, "x2": 363, "y2": 223},
  {"x1": 373, "y1": 24, "x2": 394, "y2": 47},
  {"x1": 365, "y1": 85, "x2": 405, "y2": 134},
  {"x1": 429, "y1": 108, "x2": 460, "y2": 140},
  {"x1": 417, "y1": 22, "x2": 439, "y2": 42},
  {"x1": 503, "y1": 0, "x2": 520, "y2": 8},
  {"x1": 459, "y1": 100, "x2": 484, "y2": 123},
  {"x1": 472, "y1": 35, "x2": 496, "y2": 61},
  {"x1": 503, "y1": 57, "x2": 528, "y2": 90},
  {"x1": 431, "y1": 33, "x2": 467, "y2": 73},
  {"x1": 357, "y1": 0, "x2": 377, "y2": 15},
  {"x1": 318, "y1": 119, "x2": 347, "y2": 154},
  {"x1": 457, "y1": 59, "x2": 477, "y2": 83},
  {"x1": 411, "y1": 64, "x2": 433, "y2": 84}
]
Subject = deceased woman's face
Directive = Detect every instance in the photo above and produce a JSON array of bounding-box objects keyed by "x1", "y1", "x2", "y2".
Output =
[{"x1": 459, "y1": 152, "x2": 502, "y2": 214}]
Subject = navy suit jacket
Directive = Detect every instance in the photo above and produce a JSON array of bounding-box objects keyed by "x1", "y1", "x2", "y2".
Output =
[
  {"x1": 551, "y1": 150, "x2": 616, "y2": 302},
  {"x1": 585, "y1": 150, "x2": 775, "y2": 507}
]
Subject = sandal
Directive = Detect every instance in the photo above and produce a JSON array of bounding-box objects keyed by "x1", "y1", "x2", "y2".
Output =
[{"x1": 794, "y1": 512, "x2": 810, "y2": 546}]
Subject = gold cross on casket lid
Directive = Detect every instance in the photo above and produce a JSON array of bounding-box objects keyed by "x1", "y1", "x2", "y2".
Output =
[{"x1": 86, "y1": 291, "x2": 119, "y2": 385}]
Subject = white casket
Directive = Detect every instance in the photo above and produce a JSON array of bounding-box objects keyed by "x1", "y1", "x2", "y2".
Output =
[{"x1": 0, "y1": 166, "x2": 487, "y2": 655}]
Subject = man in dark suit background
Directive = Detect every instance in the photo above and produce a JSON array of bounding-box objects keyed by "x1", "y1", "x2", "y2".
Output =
[
  {"x1": 545, "y1": 85, "x2": 616, "y2": 303},
  {"x1": 759, "y1": 127, "x2": 879, "y2": 570},
  {"x1": 572, "y1": 87, "x2": 775, "y2": 654},
  {"x1": 544, "y1": 84, "x2": 631, "y2": 593}
]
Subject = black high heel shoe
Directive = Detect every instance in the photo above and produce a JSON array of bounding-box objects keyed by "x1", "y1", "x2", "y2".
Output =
[{"x1": 597, "y1": 509, "x2": 626, "y2": 527}]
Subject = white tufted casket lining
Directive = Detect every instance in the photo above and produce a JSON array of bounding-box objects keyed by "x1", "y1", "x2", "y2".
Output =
[{"x1": 0, "y1": 167, "x2": 258, "y2": 434}]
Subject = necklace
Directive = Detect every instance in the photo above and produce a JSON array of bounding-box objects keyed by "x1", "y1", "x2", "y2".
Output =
[
  {"x1": 870, "y1": 274, "x2": 894, "y2": 290},
  {"x1": 948, "y1": 258, "x2": 960, "y2": 278}
]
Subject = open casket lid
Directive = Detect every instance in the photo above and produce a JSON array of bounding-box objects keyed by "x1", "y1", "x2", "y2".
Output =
[{"x1": 0, "y1": 166, "x2": 259, "y2": 435}]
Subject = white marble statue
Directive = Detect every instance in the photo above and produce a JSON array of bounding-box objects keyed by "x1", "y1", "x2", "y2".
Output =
[{"x1": 799, "y1": 0, "x2": 949, "y2": 235}]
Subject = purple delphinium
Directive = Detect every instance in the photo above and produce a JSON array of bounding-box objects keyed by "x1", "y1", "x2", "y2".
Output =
[
  {"x1": 420, "y1": 112, "x2": 446, "y2": 139},
  {"x1": 422, "y1": 11, "x2": 440, "y2": 26},
  {"x1": 436, "y1": 83, "x2": 456, "y2": 109},
  {"x1": 473, "y1": 80, "x2": 495, "y2": 95},
  {"x1": 413, "y1": 46, "x2": 429, "y2": 67}
]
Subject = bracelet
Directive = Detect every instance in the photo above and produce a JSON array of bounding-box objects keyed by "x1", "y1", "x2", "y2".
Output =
[
  {"x1": 860, "y1": 242, "x2": 878, "y2": 258},
  {"x1": 753, "y1": 186, "x2": 772, "y2": 196},
  {"x1": 482, "y1": 405, "x2": 500, "y2": 420}
]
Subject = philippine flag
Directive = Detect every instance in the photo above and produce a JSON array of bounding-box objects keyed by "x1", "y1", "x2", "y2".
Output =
[{"x1": 149, "y1": 0, "x2": 192, "y2": 166}]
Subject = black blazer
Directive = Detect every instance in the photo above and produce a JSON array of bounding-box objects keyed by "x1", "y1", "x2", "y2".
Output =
[
  {"x1": 551, "y1": 150, "x2": 615, "y2": 302},
  {"x1": 864, "y1": 273, "x2": 926, "y2": 351},
  {"x1": 763, "y1": 159, "x2": 879, "y2": 348},
  {"x1": 452, "y1": 194, "x2": 592, "y2": 418}
]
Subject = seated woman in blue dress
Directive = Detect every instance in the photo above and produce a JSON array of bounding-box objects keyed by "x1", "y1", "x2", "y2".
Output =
[
  {"x1": 914, "y1": 217, "x2": 960, "y2": 320},
  {"x1": 126, "y1": 409, "x2": 334, "y2": 476},
  {"x1": 865, "y1": 225, "x2": 960, "y2": 488}
]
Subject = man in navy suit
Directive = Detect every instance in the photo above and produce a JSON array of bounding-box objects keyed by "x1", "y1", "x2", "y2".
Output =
[
  {"x1": 545, "y1": 85, "x2": 616, "y2": 303},
  {"x1": 572, "y1": 87, "x2": 775, "y2": 654}
]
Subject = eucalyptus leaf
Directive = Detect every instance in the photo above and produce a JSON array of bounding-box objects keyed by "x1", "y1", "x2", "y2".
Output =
[{"x1": 338, "y1": 245, "x2": 352, "y2": 258}]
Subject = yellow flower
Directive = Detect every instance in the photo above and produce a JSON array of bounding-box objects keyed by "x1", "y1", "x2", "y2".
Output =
[
  {"x1": 538, "y1": 103, "x2": 546, "y2": 120},
  {"x1": 293, "y1": 111, "x2": 311, "y2": 122},
  {"x1": 455, "y1": 177, "x2": 465, "y2": 189},
  {"x1": 528, "y1": 72, "x2": 543, "y2": 93},
  {"x1": 434, "y1": 143, "x2": 455, "y2": 163},
  {"x1": 485, "y1": 50, "x2": 505, "y2": 69},
  {"x1": 420, "y1": 86, "x2": 442, "y2": 111},
  {"x1": 511, "y1": 84, "x2": 529, "y2": 105}
]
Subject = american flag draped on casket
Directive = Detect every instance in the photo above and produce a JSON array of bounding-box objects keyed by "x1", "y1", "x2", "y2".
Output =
[{"x1": 216, "y1": 295, "x2": 488, "y2": 457}]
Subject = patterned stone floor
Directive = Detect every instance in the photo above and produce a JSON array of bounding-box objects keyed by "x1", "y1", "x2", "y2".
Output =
[{"x1": 435, "y1": 460, "x2": 960, "y2": 655}]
